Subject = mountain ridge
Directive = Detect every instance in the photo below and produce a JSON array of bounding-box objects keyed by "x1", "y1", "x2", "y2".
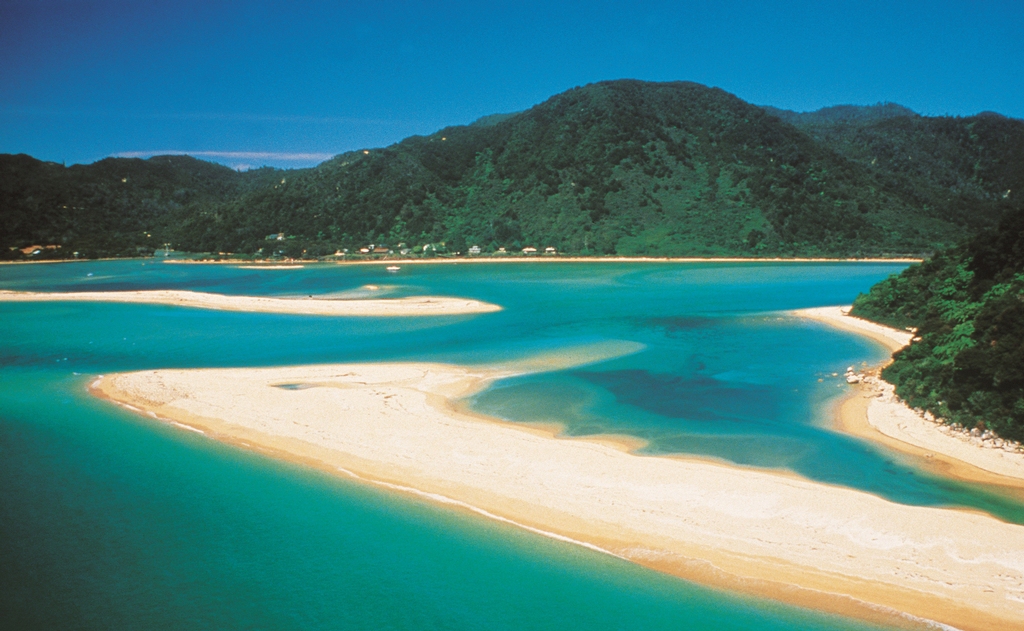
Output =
[{"x1": 3, "y1": 79, "x2": 1022, "y2": 260}]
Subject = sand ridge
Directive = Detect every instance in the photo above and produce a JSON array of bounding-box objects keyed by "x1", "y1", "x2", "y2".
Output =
[
  {"x1": 0, "y1": 289, "x2": 500, "y2": 317},
  {"x1": 94, "y1": 361, "x2": 1024, "y2": 631}
]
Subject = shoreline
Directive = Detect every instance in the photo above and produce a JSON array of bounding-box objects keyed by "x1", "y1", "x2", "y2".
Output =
[
  {"x1": 235, "y1": 264, "x2": 306, "y2": 270},
  {"x1": 161, "y1": 255, "x2": 923, "y2": 266},
  {"x1": 0, "y1": 256, "x2": 137, "y2": 265},
  {"x1": 792, "y1": 306, "x2": 1024, "y2": 488},
  {"x1": 93, "y1": 362, "x2": 1024, "y2": 631},
  {"x1": 0, "y1": 289, "x2": 501, "y2": 317}
]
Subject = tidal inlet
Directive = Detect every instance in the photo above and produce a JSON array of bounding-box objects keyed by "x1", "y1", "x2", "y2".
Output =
[
  {"x1": 5, "y1": 2, "x2": 1024, "y2": 628},
  {"x1": 3, "y1": 260, "x2": 1024, "y2": 631}
]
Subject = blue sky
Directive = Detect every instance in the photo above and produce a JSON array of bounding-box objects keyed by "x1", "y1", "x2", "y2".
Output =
[{"x1": 1, "y1": 0, "x2": 1022, "y2": 170}]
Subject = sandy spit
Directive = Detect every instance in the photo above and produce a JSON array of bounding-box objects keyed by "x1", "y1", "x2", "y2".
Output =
[
  {"x1": 94, "y1": 362, "x2": 1024, "y2": 631},
  {"x1": 234, "y1": 265, "x2": 305, "y2": 270},
  {"x1": 792, "y1": 306, "x2": 913, "y2": 353},
  {"x1": 0, "y1": 289, "x2": 500, "y2": 317},
  {"x1": 793, "y1": 306, "x2": 1024, "y2": 486}
]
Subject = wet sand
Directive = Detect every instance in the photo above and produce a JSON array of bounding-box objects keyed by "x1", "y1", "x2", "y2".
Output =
[
  {"x1": 94, "y1": 362, "x2": 1024, "y2": 631},
  {"x1": 793, "y1": 307, "x2": 1024, "y2": 487}
]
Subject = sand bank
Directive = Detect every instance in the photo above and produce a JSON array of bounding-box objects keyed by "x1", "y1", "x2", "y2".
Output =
[
  {"x1": 234, "y1": 265, "x2": 305, "y2": 270},
  {"x1": 838, "y1": 386, "x2": 1024, "y2": 491},
  {"x1": 793, "y1": 307, "x2": 1024, "y2": 486},
  {"x1": 0, "y1": 289, "x2": 500, "y2": 317},
  {"x1": 95, "y1": 362, "x2": 1024, "y2": 631},
  {"x1": 791, "y1": 306, "x2": 913, "y2": 353}
]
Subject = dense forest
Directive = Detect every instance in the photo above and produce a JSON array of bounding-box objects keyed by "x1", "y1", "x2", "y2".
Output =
[
  {"x1": 852, "y1": 206, "x2": 1024, "y2": 440},
  {"x1": 0, "y1": 154, "x2": 279, "y2": 259},
  {"x1": 3, "y1": 80, "x2": 1023, "y2": 260}
]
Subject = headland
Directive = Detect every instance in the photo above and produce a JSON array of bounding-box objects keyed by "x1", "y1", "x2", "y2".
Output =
[{"x1": 793, "y1": 306, "x2": 1024, "y2": 487}]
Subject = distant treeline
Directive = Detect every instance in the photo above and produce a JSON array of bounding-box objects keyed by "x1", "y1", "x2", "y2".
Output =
[{"x1": 3, "y1": 79, "x2": 1023, "y2": 260}]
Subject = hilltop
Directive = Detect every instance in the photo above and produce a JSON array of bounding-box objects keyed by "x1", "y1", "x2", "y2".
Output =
[{"x1": 3, "y1": 80, "x2": 1023, "y2": 260}]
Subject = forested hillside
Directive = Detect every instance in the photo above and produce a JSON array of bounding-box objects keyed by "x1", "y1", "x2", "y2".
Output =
[
  {"x1": 852, "y1": 206, "x2": 1024, "y2": 440},
  {"x1": 761, "y1": 102, "x2": 918, "y2": 127},
  {"x1": 3, "y1": 80, "x2": 1023, "y2": 260},
  {"x1": 780, "y1": 106, "x2": 1024, "y2": 237},
  {"x1": 0, "y1": 154, "x2": 280, "y2": 258}
]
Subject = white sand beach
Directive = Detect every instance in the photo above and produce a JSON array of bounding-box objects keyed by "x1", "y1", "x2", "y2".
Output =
[
  {"x1": 94, "y1": 362, "x2": 1024, "y2": 631},
  {"x1": 792, "y1": 306, "x2": 914, "y2": 352},
  {"x1": 793, "y1": 306, "x2": 1024, "y2": 486},
  {"x1": 234, "y1": 265, "x2": 305, "y2": 270},
  {"x1": 0, "y1": 289, "x2": 500, "y2": 317}
]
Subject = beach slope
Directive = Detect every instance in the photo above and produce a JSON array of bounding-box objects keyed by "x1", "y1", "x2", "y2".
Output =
[
  {"x1": 793, "y1": 306, "x2": 1024, "y2": 484},
  {"x1": 95, "y1": 363, "x2": 1024, "y2": 631}
]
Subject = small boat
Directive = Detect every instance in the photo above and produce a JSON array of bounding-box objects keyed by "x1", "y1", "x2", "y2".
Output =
[{"x1": 386, "y1": 265, "x2": 401, "y2": 272}]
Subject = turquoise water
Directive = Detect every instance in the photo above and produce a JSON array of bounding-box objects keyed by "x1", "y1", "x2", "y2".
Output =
[{"x1": 2, "y1": 260, "x2": 1020, "y2": 630}]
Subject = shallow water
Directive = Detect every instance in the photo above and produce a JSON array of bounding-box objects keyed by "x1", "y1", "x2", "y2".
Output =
[{"x1": 1, "y1": 259, "x2": 1017, "y2": 630}]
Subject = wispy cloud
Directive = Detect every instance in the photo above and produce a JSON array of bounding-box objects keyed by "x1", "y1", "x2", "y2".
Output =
[{"x1": 114, "y1": 150, "x2": 335, "y2": 162}]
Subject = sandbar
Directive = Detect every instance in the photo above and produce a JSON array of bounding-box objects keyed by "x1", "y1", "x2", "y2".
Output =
[
  {"x1": 0, "y1": 289, "x2": 500, "y2": 317},
  {"x1": 234, "y1": 264, "x2": 305, "y2": 270},
  {"x1": 95, "y1": 362, "x2": 1024, "y2": 631},
  {"x1": 793, "y1": 306, "x2": 1024, "y2": 486}
]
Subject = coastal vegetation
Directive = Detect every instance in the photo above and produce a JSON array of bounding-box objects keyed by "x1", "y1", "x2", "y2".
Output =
[
  {"x1": 852, "y1": 207, "x2": 1024, "y2": 440},
  {"x1": 3, "y1": 80, "x2": 1023, "y2": 260}
]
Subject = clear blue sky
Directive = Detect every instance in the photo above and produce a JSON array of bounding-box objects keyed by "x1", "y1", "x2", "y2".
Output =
[{"x1": 2, "y1": 0, "x2": 1021, "y2": 170}]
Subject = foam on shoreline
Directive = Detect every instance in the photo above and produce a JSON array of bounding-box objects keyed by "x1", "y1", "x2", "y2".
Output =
[{"x1": 93, "y1": 361, "x2": 1024, "y2": 631}]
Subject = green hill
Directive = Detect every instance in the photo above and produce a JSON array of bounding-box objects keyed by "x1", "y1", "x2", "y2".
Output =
[
  {"x1": 167, "y1": 81, "x2": 1022, "y2": 258},
  {"x1": 0, "y1": 154, "x2": 281, "y2": 258},
  {"x1": 4, "y1": 80, "x2": 1024, "y2": 259},
  {"x1": 777, "y1": 107, "x2": 1024, "y2": 237},
  {"x1": 852, "y1": 206, "x2": 1024, "y2": 440}
]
